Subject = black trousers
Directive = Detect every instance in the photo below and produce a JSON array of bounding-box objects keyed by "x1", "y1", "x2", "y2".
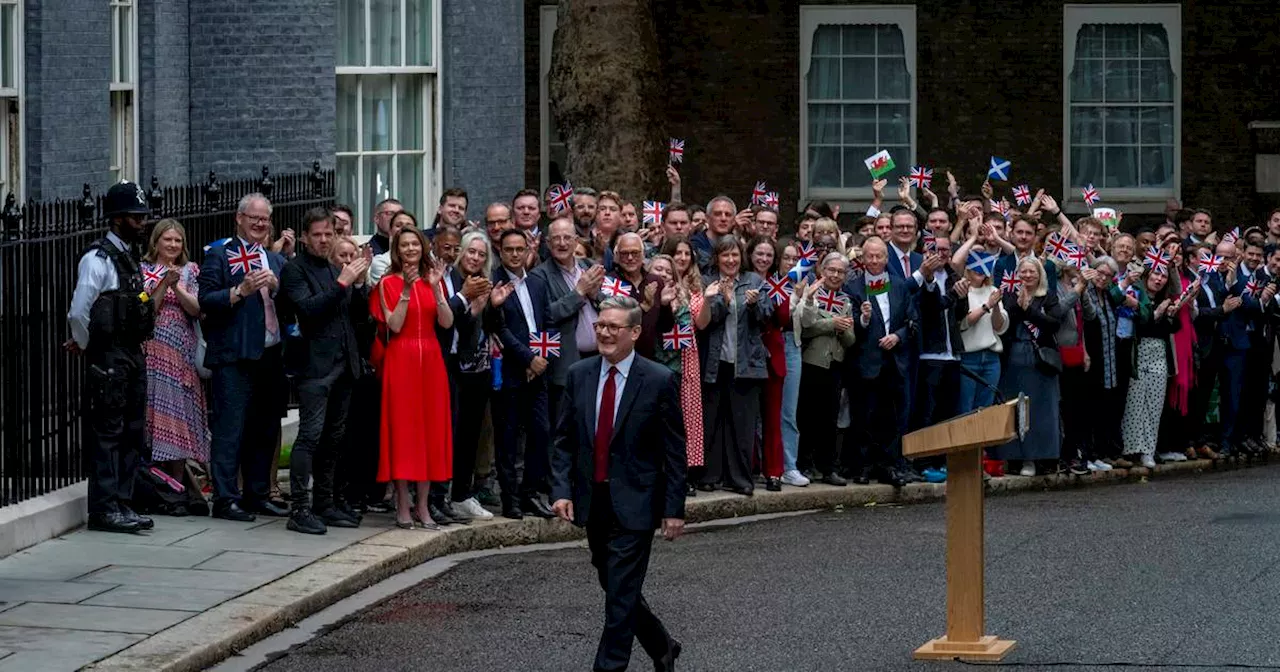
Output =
[
  {"x1": 338, "y1": 370, "x2": 383, "y2": 506},
  {"x1": 209, "y1": 346, "x2": 283, "y2": 508},
  {"x1": 1059, "y1": 366, "x2": 1091, "y2": 462},
  {"x1": 492, "y1": 379, "x2": 550, "y2": 502},
  {"x1": 84, "y1": 345, "x2": 147, "y2": 514},
  {"x1": 290, "y1": 361, "x2": 354, "y2": 511},
  {"x1": 700, "y1": 362, "x2": 761, "y2": 492},
  {"x1": 1187, "y1": 345, "x2": 1223, "y2": 445},
  {"x1": 1241, "y1": 339, "x2": 1271, "y2": 440},
  {"x1": 450, "y1": 371, "x2": 490, "y2": 503},
  {"x1": 588, "y1": 484, "x2": 674, "y2": 672},
  {"x1": 849, "y1": 364, "x2": 909, "y2": 474},
  {"x1": 912, "y1": 358, "x2": 959, "y2": 430},
  {"x1": 797, "y1": 362, "x2": 840, "y2": 475}
]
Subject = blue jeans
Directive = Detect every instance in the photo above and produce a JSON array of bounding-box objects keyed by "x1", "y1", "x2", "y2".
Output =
[
  {"x1": 956, "y1": 349, "x2": 1002, "y2": 415},
  {"x1": 781, "y1": 338, "x2": 803, "y2": 472}
]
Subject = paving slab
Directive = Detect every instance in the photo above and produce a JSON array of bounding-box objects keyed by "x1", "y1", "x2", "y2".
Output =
[
  {"x1": 193, "y1": 551, "x2": 316, "y2": 576},
  {"x1": 0, "y1": 557, "x2": 111, "y2": 582},
  {"x1": 0, "y1": 602, "x2": 191, "y2": 635},
  {"x1": 0, "y1": 578, "x2": 115, "y2": 604},
  {"x1": 59, "y1": 520, "x2": 214, "y2": 547},
  {"x1": 1, "y1": 538, "x2": 219, "y2": 571},
  {"x1": 170, "y1": 524, "x2": 383, "y2": 557},
  {"x1": 81, "y1": 585, "x2": 241, "y2": 612},
  {"x1": 75, "y1": 566, "x2": 271, "y2": 592},
  {"x1": 0, "y1": 626, "x2": 144, "y2": 672}
]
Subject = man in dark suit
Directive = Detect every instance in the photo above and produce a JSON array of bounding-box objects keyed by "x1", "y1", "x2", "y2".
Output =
[
  {"x1": 490, "y1": 228, "x2": 556, "y2": 519},
  {"x1": 846, "y1": 237, "x2": 919, "y2": 487},
  {"x1": 198, "y1": 193, "x2": 290, "y2": 522},
  {"x1": 279, "y1": 207, "x2": 370, "y2": 534},
  {"x1": 1189, "y1": 243, "x2": 1238, "y2": 458},
  {"x1": 426, "y1": 224, "x2": 475, "y2": 525},
  {"x1": 914, "y1": 235, "x2": 963, "y2": 430},
  {"x1": 551, "y1": 294, "x2": 686, "y2": 672},
  {"x1": 885, "y1": 207, "x2": 925, "y2": 292}
]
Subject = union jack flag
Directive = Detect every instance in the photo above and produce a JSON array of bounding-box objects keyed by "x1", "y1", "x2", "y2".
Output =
[
  {"x1": 1143, "y1": 245, "x2": 1171, "y2": 275},
  {"x1": 600, "y1": 276, "x2": 633, "y2": 298},
  {"x1": 528, "y1": 331, "x2": 561, "y2": 358},
  {"x1": 922, "y1": 230, "x2": 938, "y2": 253},
  {"x1": 1024, "y1": 321, "x2": 1041, "y2": 339},
  {"x1": 668, "y1": 138, "x2": 685, "y2": 164},
  {"x1": 765, "y1": 274, "x2": 792, "y2": 305},
  {"x1": 1000, "y1": 270, "x2": 1022, "y2": 294},
  {"x1": 991, "y1": 199, "x2": 1010, "y2": 218},
  {"x1": 1222, "y1": 227, "x2": 1241, "y2": 246},
  {"x1": 1066, "y1": 244, "x2": 1088, "y2": 270},
  {"x1": 1012, "y1": 184, "x2": 1032, "y2": 206},
  {"x1": 1044, "y1": 232, "x2": 1074, "y2": 260},
  {"x1": 1244, "y1": 276, "x2": 1261, "y2": 297},
  {"x1": 547, "y1": 183, "x2": 574, "y2": 215},
  {"x1": 814, "y1": 287, "x2": 846, "y2": 313},
  {"x1": 796, "y1": 241, "x2": 818, "y2": 264},
  {"x1": 909, "y1": 166, "x2": 933, "y2": 189},
  {"x1": 662, "y1": 324, "x2": 695, "y2": 350},
  {"x1": 642, "y1": 200, "x2": 665, "y2": 226},
  {"x1": 752, "y1": 180, "x2": 768, "y2": 206},
  {"x1": 227, "y1": 244, "x2": 261, "y2": 275},
  {"x1": 1198, "y1": 251, "x2": 1224, "y2": 274},
  {"x1": 763, "y1": 192, "x2": 779, "y2": 210},
  {"x1": 1082, "y1": 184, "x2": 1099, "y2": 207},
  {"x1": 142, "y1": 266, "x2": 168, "y2": 288}
]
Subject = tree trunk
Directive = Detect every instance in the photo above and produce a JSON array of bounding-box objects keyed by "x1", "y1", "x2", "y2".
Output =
[{"x1": 548, "y1": 0, "x2": 665, "y2": 201}]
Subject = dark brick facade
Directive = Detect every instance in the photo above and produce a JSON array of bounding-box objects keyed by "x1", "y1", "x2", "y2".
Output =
[
  {"x1": 138, "y1": 0, "x2": 191, "y2": 186},
  {"x1": 526, "y1": 0, "x2": 1280, "y2": 230}
]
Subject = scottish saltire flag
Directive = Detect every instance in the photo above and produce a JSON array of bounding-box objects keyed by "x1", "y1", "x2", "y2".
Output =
[
  {"x1": 1082, "y1": 184, "x2": 1100, "y2": 207},
  {"x1": 787, "y1": 259, "x2": 815, "y2": 283},
  {"x1": 909, "y1": 166, "x2": 933, "y2": 189},
  {"x1": 1198, "y1": 251, "x2": 1224, "y2": 274},
  {"x1": 966, "y1": 250, "x2": 997, "y2": 277},
  {"x1": 600, "y1": 276, "x2": 633, "y2": 298},
  {"x1": 547, "y1": 183, "x2": 573, "y2": 215},
  {"x1": 765, "y1": 274, "x2": 792, "y2": 305},
  {"x1": 1012, "y1": 184, "x2": 1031, "y2": 206},
  {"x1": 763, "y1": 192, "x2": 779, "y2": 209},
  {"x1": 668, "y1": 138, "x2": 685, "y2": 164},
  {"x1": 1000, "y1": 270, "x2": 1022, "y2": 294},
  {"x1": 815, "y1": 287, "x2": 847, "y2": 312},
  {"x1": 1093, "y1": 207, "x2": 1118, "y2": 228},
  {"x1": 203, "y1": 236, "x2": 233, "y2": 254},
  {"x1": 528, "y1": 331, "x2": 561, "y2": 358},
  {"x1": 864, "y1": 272, "x2": 890, "y2": 297},
  {"x1": 865, "y1": 150, "x2": 895, "y2": 179},
  {"x1": 661, "y1": 324, "x2": 694, "y2": 350},
  {"x1": 642, "y1": 200, "x2": 665, "y2": 225},
  {"x1": 227, "y1": 244, "x2": 261, "y2": 275},
  {"x1": 988, "y1": 156, "x2": 1011, "y2": 181},
  {"x1": 752, "y1": 181, "x2": 768, "y2": 206}
]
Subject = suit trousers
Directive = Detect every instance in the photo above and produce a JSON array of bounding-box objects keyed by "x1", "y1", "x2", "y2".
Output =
[
  {"x1": 339, "y1": 370, "x2": 383, "y2": 506},
  {"x1": 209, "y1": 346, "x2": 283, "y2": 508},
  {"x1": 450, "y1": 371, "x2": 490, "y2": 502},
  {"x1": 701, "y1": 362, "x2": 761, "y2": 492},
  {"x1": 1241, "y1": 341, "x2": 1271, "y2": 440},
  {"x1": 1187, "y1": 346, "x2": 1223, "y2": 445},
  {"x1": 84, "y1": 345, "x2": 147, "y2": 514},
  {"x1": 290, "y1": 361, "x2": 353, "y2": 511},
  {"x1": 913, "y1": 358, "x2": 958, "y2": 430},
  {"x1": 587, "y1": 484, "x2": 674, "y2": 672},
  {"x1": 1059, "y1": 366, "x2": 1091, "y2": 462},
  {"x1": 797, "y1": 363, "x2": 841, "y2": 475},
  {"x1": 492, "y1": 379, "x2": 551, "y2": 501},
  {"x1": 850, "y1": 364, "x2": 909, "y2": 474},
  {"x1": 1219, "y1": 348, "x2": 1247, "y2": 450}
]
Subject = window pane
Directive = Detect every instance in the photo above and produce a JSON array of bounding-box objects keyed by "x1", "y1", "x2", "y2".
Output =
[
  {"x1": 841, "y1": 25, "x2": 875, "y2": 55},
  {"x1": 1104, "y1": 60, "x2": 1139, "y2": 102},
  {"x1": 337, "y1": 155, "x2": 359, "y2": 225},
  {"x1": 109, "y1": 95, "x2": 121, "y2": 174},
  {"x1": 396, "y1": 154, "x2": 423, "y2": 218},
  {"x1": 1070, "y1": 145, "x2": 1103, "y2": 188},
  {"x1": 1104, "y1": 145, "x2": 1138, "y2": 188},
  {"x1": 1070, "y1": 107, "x2": 1103, "y2": 144},
  {"x1": 338, "y1": 0, "x2": 366, "y2": 67},
  {"x1": 1103, "y1": 25, "x2": 1138, "y2": 58},
  {"x1": 406, "y1": 0, "x2": 433, "y2": 66},
  {"x1": 879, "y1": 104, "x2": 910, "y2": 145},
  {"x1": 1139, "y1": 24, "x2": 1170, "y2": 58},
  {"x1": 1140, "y1": 146, "x2": 1174, "y2": 188},
  {"x1": 812, "y1": 25, "x2": 840, "y2": 56},
  {"x1": 877, "y1": 56, "x2": 910, "y2": 100},
  {"x1": 876, "y1": 25, "x2": 905, "y2": 54},
  {"x1": 1, "y1": 6, "x2": 14, "y2": 89},
  {"x1": 361, "y1": 74, "x2": 392, "y2": 151},
  {"x1": 841, "y1": 57, "x2": 875, "y2": 100},
  {"x1": 1069, "y1": 59, "x2": 1103, "y2": 103},
  {"x1": 808, "y1": 104, "x2": 840, "y2": 145},
  {"x1": 807, "y1": 56, "x2": 839, "y2": 100},
  {"x1": 841, "y1": 104, "x2": 875, "y2": 145},
  {"x1": 808, "y1": 147, "x2": 840, "y2": 188},
  {"x1": 397, "y1": 74, "x2": 423, "y2": 150},
  {"x1": 116, "y1": 5, "x2": 132, "y2": 84},
  {"x1": 370, "y1": 0, "x2": 401, "y2": 67},
  {"x1": 1139, "y1": 106, "x2": 1174, "y2": 145},
  {"x1": 843, "y1": 147, "x2": 872, "y2": 188},
  {"x1": 1104, "y1": 107, "x2": 1138, "y2": 144},
  {"x1": 363, "y1": 155, "x2": 393, "y2": 216},
  {"x1": 1139, "y1": 60, "x2": 1174, "y2": 103},
  {"x1": 337, "y1": 76, "x2": 359, "y2": 152},
  {"x1": 1076, "y1": 25, "x2": 1103, "y2": 58}
]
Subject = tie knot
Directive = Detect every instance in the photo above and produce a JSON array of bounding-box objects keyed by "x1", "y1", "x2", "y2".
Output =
[{"x1": 607, "y1": 365, "x2": 619, "y2": 379}]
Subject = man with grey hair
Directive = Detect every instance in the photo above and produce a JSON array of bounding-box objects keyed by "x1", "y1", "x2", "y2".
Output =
[
  {"x1": 613, "y1": 232, "x2": 674, "y2": 358},
  {"x1": 690, "y1": 195, "x2": 737, "y2": 273},
  {"x1": 198, "y1": 192, "x2": 290, "y2": 522}
]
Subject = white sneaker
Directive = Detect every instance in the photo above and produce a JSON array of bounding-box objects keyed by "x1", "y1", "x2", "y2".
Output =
[
  {"x1": 1019, "y1": 463, "x2": 1036, "y2": 477},
  {"x1": 456, "y1": 498, "x2": 494, "y2": 520},
  {"x1": 1140, "y1": 455, "x2": 1157, "y2": 469},
  {"x1": 781, "y1": 470, "x2": 810, "y2": 487},
  {"x1": 1086, "y1": 460, "x2": 1102, "y2": 472},
  {"x1": 1157, "y1": 452, "x2": 1187, "y2": 463},
  {"x1": 1092, "y1": 460, "x2": 1113, "y2": 472}
]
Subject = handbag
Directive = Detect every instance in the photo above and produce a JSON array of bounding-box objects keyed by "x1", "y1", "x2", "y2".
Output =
[
  {"x1": 1035, "y1": 345, "x2": 1063, "y2": 375},
  {"x1": 1058, "y1": 302, "x2": 1086, "y2": 369}
]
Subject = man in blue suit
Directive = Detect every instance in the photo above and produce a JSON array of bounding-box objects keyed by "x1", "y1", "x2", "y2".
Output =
[
  {"x1": 1189, "y1": 245, "x2": 1238, "y2": 458},
  {"x1": 198, "y1": 193, "x2": 289, "y2": 522},
  {"x1": 846, "y1": 237, "x2": 918, "y2": 487},
  {"x1": 1218, "y1": 258, "x2": 1262, "y2": 457},
  {"x1": 885, "y1": 207, "x2": 925, "y2": 292},
  {"x1": 490, "y1": 228, "x2": 556, "y2": 520}
]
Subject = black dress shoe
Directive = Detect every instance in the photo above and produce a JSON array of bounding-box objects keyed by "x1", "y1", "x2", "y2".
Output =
[
  {"x1": 248, "y1": 499, "x2": 289, "y2": 517},
  {"x1": 695, "y1": 483, "x2": 717, "y2": 493},
  {"x1": 437, "y1": 499, "x2": 471, "y2": 524},
  {"x1": 287, "y1": 507, "x2": 328, "y2": 535},
  {"x1": 655, "y1": 640, "x2": 682, "y2": 672},
  {"x1": 822, "y1": 473, "x2": 848, "y2": 487},
  {"x1": 87, "y1": 511, "x2": 141, "y2": 533},
  {"x1": 120, "y1": 505, "x2": 155, "y2": 530},
  {"x1": 213, "y1": 503, "x2": 256, "y2": 522},
  {"x1": 765, "y1": 477, "x2": 782, "y2": 492},
  {"x1": 724, "y1": 485, "x2": 753, "y2": 496},
  {"x1": 427, "y1": 503, "x2": 458, "y2": 526},
  {"x1": 877, "y1": 469, "x2": 906, "y2": 488},
  {"x1": 502, "y1": 504, "x2": 524, "y2": 520},
  {"x1": 522, "y1": 496, "x2": 555, "y2": 519},
  {"x1": 853, "y1": 467, "x2": 872, "y2": 485},
  {"x1": 316, "y1": 507, "x2": 360, "y2": 528}
]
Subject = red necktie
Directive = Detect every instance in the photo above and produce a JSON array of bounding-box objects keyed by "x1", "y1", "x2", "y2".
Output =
[
  {"x1": 902, "y1": 253, "x2": 911, "y2": 276},
  {"x1": 594, "y1": 366, "x2": 618, "y2": 482}
]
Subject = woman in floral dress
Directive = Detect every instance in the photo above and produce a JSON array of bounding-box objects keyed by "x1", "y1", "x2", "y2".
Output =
[
  {"x1": 140, "y1": 220, "x2": 209, "y2": 483},
  {"x1": 660, "y1": 236, "x2": 708, "y2": 494}
]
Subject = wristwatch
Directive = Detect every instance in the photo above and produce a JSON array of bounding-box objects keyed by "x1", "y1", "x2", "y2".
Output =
[{"x1": 981, "y1": 304, "x2": 992, "y2": 313}]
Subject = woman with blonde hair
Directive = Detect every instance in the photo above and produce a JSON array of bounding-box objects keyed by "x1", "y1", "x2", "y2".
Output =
[{"x1": 658, "y1": 236, "x2": 708, "y2": 493}]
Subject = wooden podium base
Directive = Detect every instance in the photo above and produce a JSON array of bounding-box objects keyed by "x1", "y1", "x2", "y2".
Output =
[{"x1": 913, "y1": 635, "x2": 1017, "y2": 661}]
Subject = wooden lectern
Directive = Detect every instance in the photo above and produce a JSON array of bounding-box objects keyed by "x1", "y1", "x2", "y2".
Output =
[{"x1": 903, "y1": 395, "x2": 1028, "y2": 662}]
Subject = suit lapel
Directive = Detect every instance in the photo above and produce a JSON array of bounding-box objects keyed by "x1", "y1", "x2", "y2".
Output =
[
  {"x1": 610, "y1": 360, "x2": 644, "y2": 443},
  {"x1": 580, "y1": 356, "x2": 599, "y2": 441}
]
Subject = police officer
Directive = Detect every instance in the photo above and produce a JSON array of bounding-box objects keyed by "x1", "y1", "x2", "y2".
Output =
[{"x1": 65, "y1": 181, "x2": 177, "y2": 533}]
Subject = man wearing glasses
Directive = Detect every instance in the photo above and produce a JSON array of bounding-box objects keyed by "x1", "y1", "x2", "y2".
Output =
[{"x1": 612, "y1": 233, "x2": 675, "y2": 359}]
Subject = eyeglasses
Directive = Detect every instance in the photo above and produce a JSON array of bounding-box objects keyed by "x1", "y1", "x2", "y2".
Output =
[
  {"x1": 240, "y1": 215, "x2": 270, "y2": 224},
  {"x1": 594, "y1": 322, "x2": 633, "y2": 334},
  {"x1": 616, "y1": 250, "x2": 643, "y2": 258}
]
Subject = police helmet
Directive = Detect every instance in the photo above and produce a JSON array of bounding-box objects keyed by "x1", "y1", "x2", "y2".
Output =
[{"x1": 104, "y1": 180, "x2": 152, "y2": 219}]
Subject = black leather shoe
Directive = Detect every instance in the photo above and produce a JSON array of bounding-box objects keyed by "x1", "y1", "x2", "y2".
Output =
[
  {"x1": 822, "y1": 473, "x2": 848, "y2": 487},
  {"x1": 287, "y1": 507, "x2": 327, "y2": 535},
  {"x1": 502, "y1": 504, "x2": 524, "y2": 520},
  {"x1": 427, "y1": 503, "x2": 458, "y2": 526},
  {"x1": 522, "y1": 496, "x2": 555, "y2": 519},
  {"x1": 877, "y1": 469, "x2": 906, "y2": 488},
  {"x1": 316, "y1": 507, "x2": 360, "y2": 528},
  {"x1": 685, "y1": 482, "x2": 697, "y2": 497},
  {"x1": 853, "y1": 467, "x2": 872, "y2": 485},
  {"x1": 248, "y1": 499, "x2": 289, "y2": 517},
  {"x1": 695, "y1": 483, "x2": 717, "y2": 492},
  {"x1": 213, "y1": 503, "x2": 256, "y2": 522},
  {"x1": 765, "y1": 477, "x2": 782, "y2": 492},
  {"x1": 438, "y1": 499, "x2": 471, "y2": 524},
  {"x1": 335, "y1": 501, "x2": 363, "y2": 523},
  {"x1": 655, "y1": 640, "x2": 682, "y2": 672},
  {"x1": 120, "y1": 505, "x2": 155, "y2": 530},
  {"x1": 87, "y1": 511, "x2": 141, "y2": 533}
]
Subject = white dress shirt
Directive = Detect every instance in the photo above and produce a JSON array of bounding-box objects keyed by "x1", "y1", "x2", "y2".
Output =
[
  {"x1": 890, "y1": 241, "x2": 926, "y2": 287},
  {"x1": 875, "y1": 292, "x2": 892, "y2": 333},
  {"x1": 67, "y1": 232, "x2": 128, "y2": 349},
  {"x1": 920, "y1": 270, "x2": 957, "y2": 361},
  {"x1": 506, "y1": 267, "x2": 538, "y2": 334},
  {"x1": 594, "y1": 350, "x2": 636, "y2": 433}
]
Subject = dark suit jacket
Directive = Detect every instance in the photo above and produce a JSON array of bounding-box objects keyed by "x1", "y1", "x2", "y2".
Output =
[
  {"x1": 848, "y1": 280, "x2": 918, "y2": 380},
  {"x1": 1194, "y1": 271, "x2": 1229, "y2": 359},
  {"x1": 550, "y1": 354, "x2": 687, "y2": 531},
  {"x1": 489, "y1": 266, "x2": 549, "y2": 389},
  {"x1": 279, "y1": 249, "x2": 362, "y2": 380},
  {"x1": 919, "y1": 268, "x2": 965, "y2": 356},
  {"x1": 198, "y1": 240, "x2": 287, "y2": 365},
  {"x1": 530, "y1": 257, "x2": 597, "y2": 387},
  {"x1": 1221, "y1": 273, "x2": 1260, "y2": 352},
  {"x1": 886, "y1": 242, "x2": 924, "y2": 293},
  {"x1": 434, "y1": 266, "x2": 468, "y2": 364}
]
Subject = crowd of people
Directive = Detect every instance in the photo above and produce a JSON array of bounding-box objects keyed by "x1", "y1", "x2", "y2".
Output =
[{"x1": 68, "y1": 168, "x2": 1280, "y2": 534}]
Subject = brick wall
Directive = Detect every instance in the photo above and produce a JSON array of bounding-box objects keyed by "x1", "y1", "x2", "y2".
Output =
[
  {"x1": 442, "y1": 0, "x2": 525, "y2": 220},
  {"x1": 23, "y1": 0, "x2": 112, "y2": 201},
  {"x1": 526, "y1": 0, "x2": 1280, "y2": 230},
  {"x1": 187, "y1": 0, "x2": 337, "y2": 182},
  {"x1": 138, "y1": 0, "x2": 190, "y2": 187}
]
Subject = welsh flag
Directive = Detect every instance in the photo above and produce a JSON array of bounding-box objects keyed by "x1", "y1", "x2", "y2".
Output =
[
  {"x1": 1093, "y1": 207, "x2": 1118, "y2": 228},
  {"x1": 864, "y1": 150, "x2": 895, "y2": 179}
]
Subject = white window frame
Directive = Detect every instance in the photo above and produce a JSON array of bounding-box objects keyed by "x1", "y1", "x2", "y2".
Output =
[
  {"x1": 539, "y1": 5, "x2": 564, "y2": 197},
  {"x1": 0, "y1": 0, "x2": 24, "y2": 202},
  {"x1": 335, "y1": 0, "x2": 442, "y2": 236},
  {"x1": 1063, "y1": 4, "x2": 1181, "y2": 213},
  {"x1": 109, "y1": 0, "x2": 138, "y2": 183},
  {"x1": 798, "y1": 5, "x2": 917, "y2": 208}
]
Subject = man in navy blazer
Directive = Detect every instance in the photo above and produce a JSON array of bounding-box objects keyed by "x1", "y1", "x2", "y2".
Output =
[
  {"x1": 551, "y1": 295, "x2": 686, "y2": 672},
  {"x1": 198, "y1": 193, "x2": 289, "y2": 522},
  {"x1": 846, "y1": 237, "x2": 918, "y2": 487},
  {"x1": 1218, "y1": 262, "x2": 1264, "y2": 456},
  {"x1": 885, "y1": 208, "x2": 926, "y2": 292},
  {"x1": 489, "y1": 228, "x2": 556, "y2": 519}
]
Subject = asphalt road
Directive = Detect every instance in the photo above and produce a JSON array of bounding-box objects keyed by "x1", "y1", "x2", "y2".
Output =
[{"x1": 256, "y1": 466, "x2": 1280, "y2": 672}]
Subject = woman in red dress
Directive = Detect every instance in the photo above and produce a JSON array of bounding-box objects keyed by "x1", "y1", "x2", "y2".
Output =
[
  {"x1": 747, "y1": 236, "x2": 788, "y2": 491},
  {"x1": 370, "y1": 225, "x2": 454, "y2": 529}
]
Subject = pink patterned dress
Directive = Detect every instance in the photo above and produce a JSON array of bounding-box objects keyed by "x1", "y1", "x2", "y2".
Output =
[
  {"x1": 142, "y1": 262, "x2": 210, "y2": 462},
  {"x1": 681, "y1": 294, "x2": 705, "y2": 466}
]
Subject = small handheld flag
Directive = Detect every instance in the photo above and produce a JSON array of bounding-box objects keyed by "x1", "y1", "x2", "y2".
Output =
[
  {"x1": 752, "y1": 181, "x2": 768, "y2": 206},
  {"x1": 865, "y1": 150, "x2": 896, "y2": 179},
  {"x1": 990, "y1": 199, "x2": 1011, "y2": 219},
  {"x1": 1222, "y1": 227, "x2": 1241, "y2": 246},
  {"x1": 966, "y1": 251, "x2": 997, "y2": 277},
  {"x1": 1024, "y1": 321, "x2": 1041, "y2": 339},
  {"x1": 642, "y1": 200, "x2": 665, "y2": 226},
  {"x1": 1198, "y1": 251, "x2": 1224, "y2": 274},
  {"x1": 528, "y1": 331, "x2": 561, "y2": 358},
  {"x1": 922, "y1": 230, "x2": 938, "y2": 253},
  {"x1": 1143, "y1": 246, "x2": 1171, "y2": 275},
  {"x1": 1012, "y1": 184, "x2": 1032, "y2": 206},
  {"x1": 796, "y1": 241, "x2": 818, "y2": 264},
  {"x1": 662, "y1": 324, "x2": 695, "y2": 351},
  {"x1": 142, "y1": 266, "x2": 168, "y2": 287},
  {"x1": 909, "y1": 166, "x2": 933, "y2": 189},
  {"x1": 765, "y1": 274, "x2": 792, "y2": 305},
  {"x1": 547, "y1": 183, "x2": 574, "y2": 215},
  {"x1": 1000, "y1": 270, "x2": 1022, "y2": 294},
  {"x1": 988, "y1": 156, "x2": 1011, "y2": 181},
  {"x1": 1044, "y1": 231, "x2": 1074, "y2": 261},
  {"x1": 1066, "y1": 244, "x2": 1088, "y2": 270},
  {"x1": 600, "y1": 276, "x2": 633, "y2": 298},
  {"x1": 1082, "y1": 184, "x2": 1100, "y2": 207},
  {"x1": 227, "y1": 244, "x2": 260, "y2": 275},
  {"x1": 787, "y1": 259, "x2": 815, "y2": 283},
  {"x1": 763, "y1": 192, "x2": 779, "y2": 210},
  {"x1": 1093, "y1": 207, "x2": 1118, "y2": 228},
  {"x1": 668, "y1": 138, "x2": 685, "y2": 164},
  {"x1": 1245, "y1": 277, "x2": 1261, "y2": 297},
  {"x1": 864, "y1": 273, "x2": 890, "y2": 297},
  {"x1": 815, "y1": 287, "x2": 848, "y2": 312}
]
